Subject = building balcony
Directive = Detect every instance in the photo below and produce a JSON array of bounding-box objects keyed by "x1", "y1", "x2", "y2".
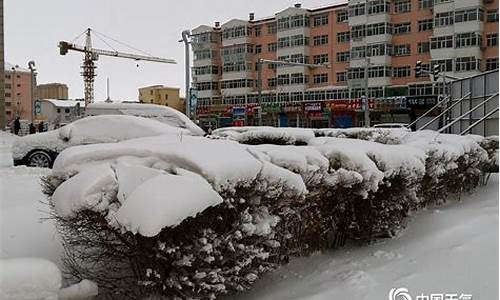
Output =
[
  {"x1": 348, "y1": 14, "x2": 367, "y2": 27},
  {"x1": 197, "y1": 89, "x2": 221, "y2": 99},
  {"x1": 221, "y1": 87, "x2": 253, "y2": 96},
  {"x1": 366, "y1": 33, "x2": 392, "y2": 44}
]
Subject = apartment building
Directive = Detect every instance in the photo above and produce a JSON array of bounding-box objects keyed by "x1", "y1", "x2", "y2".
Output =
[
  {"x1": 191, "y1": 0, "x2": 499, "y2": 128},
  {"x1": 138, "y1": 85, "x2": 186, "y2": 113},
  {"x1": 4, "y1": 63, "x2": 33, "y2": 124},
  {"x1": 37, "y1": 83, "x2": 69, "y2": 100}
]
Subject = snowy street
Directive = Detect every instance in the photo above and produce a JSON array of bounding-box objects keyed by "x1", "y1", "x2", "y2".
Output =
[
  {"x1": 1, "y1": 129, "x2": 498, "y2": 299},
  {"x1": 235, "y1": 174, "x2": 499, "y2": 300}
]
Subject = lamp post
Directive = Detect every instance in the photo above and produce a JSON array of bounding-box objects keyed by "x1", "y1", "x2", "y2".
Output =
[
  {"x1": 363, "y1": 57, "x2": 371, "y2": 128},
  {"x1": 180, "y1": 30, "x2": 191, "y2": 119},
  {"x1": 28, "y1": 60, "x2": 36, "y2": 123}
]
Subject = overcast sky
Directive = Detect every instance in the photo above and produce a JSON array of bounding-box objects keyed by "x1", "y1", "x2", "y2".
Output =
[{"x1": 5, "y1": 0, "x2": 342, "y2": 101}]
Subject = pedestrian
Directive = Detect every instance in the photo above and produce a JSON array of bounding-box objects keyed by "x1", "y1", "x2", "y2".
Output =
[
  {"x1": 207, "y1": 125, "x2": 213, "y2": 135},
  {"x1": 13, "y1": 117, "x2": 21, "y2": 135},
  {"x1": 38, "y1": 121, "x2": 45, "y2": 133},
  {"x1": 29, "y1": 123, "x2": 36, "y2": 134}
]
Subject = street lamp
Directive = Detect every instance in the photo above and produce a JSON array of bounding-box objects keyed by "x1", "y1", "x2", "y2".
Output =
[
  {"x1": 363, "y1": 57, "x2": 371, "y2": 128},
  {"x1": 179, "y1": 30, "x2": 191, "y2": 119},
  {"x1": 28, "y1": 60, "x2": 36, "y2": 123}
]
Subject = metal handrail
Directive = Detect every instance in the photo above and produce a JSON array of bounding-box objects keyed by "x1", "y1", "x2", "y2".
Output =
[
  {"x1": 460, "y1": 106, "x2": 499, "y2": 135},
  {"x1": 438, "y1": 92, "x2": 499, "y2": 133},
  {"x1": 406, "y1": 95, "x2": 450, "y2": 129},
  {"x1": 418, "y1": 92, "x2": 471, "y2": 131}
]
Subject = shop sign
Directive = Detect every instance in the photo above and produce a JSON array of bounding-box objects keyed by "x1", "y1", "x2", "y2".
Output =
[
  {"x1": 406, "y1": 95, "x2": 438, "y2": 108},
  {"x1": 232, "y1": 107, "x2": 246, "y2": 116},
  {"x1": 304, "y1": 102, "x2": 322, "y2": 112},
  {"x1": 283, "y1": 103, "x2": 302, "y2": 113}
]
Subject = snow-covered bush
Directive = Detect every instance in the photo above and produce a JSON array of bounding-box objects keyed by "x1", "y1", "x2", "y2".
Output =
[{"x1": 42, "y1": 130, "x2": 498, "y2": 299}]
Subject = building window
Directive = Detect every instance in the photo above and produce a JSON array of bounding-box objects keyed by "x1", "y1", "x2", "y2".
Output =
[
  {"x1": 430, "y1": 35, "x2": 453, "y2": 49},
  {"x1": 455, "y1": 32, "x2": 482, "y2": 48},
  {"x1": 394, "y1": 44, "x2": 411, "y2": 56},
  {"x1": 431, "y1": 59, "x2": 453, "y2": 72},
  {"x1": 486, "y1": 58, "x2": 499, "y2": 70},
  {"x1": 368, "y1": 66, "x2": 391, "y2": 78},
  {"x1": 222, "y1": 25, "x2": 250, "y2": 40},
  {"x1": 336, "y1": 72, "x2": 347, "y2": 82},
  {"x1": 290, "y1": 73, "x2": 307, "y2": 85},
  {"x1": 348, "y1": 3, "x2": 365, "y2": 17},
  {"x1": 255, "y1": 26, "x2": 261, "y2": 37},
  {"x1": 337, "y1": 9, "x2": 348, "y2": 23},
  {"x1": 313, "y1": 34, "x2": 328, "y2": 46},
  {"x1": 165, "y1": 94, "x2": 168, "y2": 100},
  {"x1": 255, "y1": 44, "x2": 262, "y2": 54},
  {"x1": 368, "y1": 0, "x2": 390, "y2": 15},
  {"x1": 487, "y1": 10, "x2": 499, "y2": 22},
  {"x1": 393, "y1": 22, "x2": 411, "y2": 35},
  {"x1": 268, "y1": 78, "x2": 277, "y2": 88},
  {"x1": 278, "y1": 37, "x2": 290, "y2": 49},
  {"x1": 455, "y1": 57, "x2": 481, "y2": 72},
  {"x1": 221, "y1": 79, "x2": 254, "y2": 89},
  {"x1": 394, "y1": 0, "x2": 411, "y2": 13},
  {"x1": 268, "y1": 23, "x2": 277, "y2": 34},
  {"x1": 267, "y1": 42, "x2": 277, "y2": 52},
  {"x1": 64, "y1": 108, "x2": 70, "y2": 113},
  {"x1": 455, "y1": 8, "x2": 484, "y2": 23},
  {"x1": 366, "y1": 23, "x2": 392, "y2": 36},
  {"x1": 487, "y1": 33, "x2": 498, "y2": 47},
  {"x1": 367, "y1": 43, "x2": 392, "y2": 56},
  {"x1": 350, "y1": 25, "x2": 365, "y2": 40},
  {"x1": 434, "y1": 12, "x2": 454, "y2": 27},
  {"x1": 313, "y1": 73, "x2": 328, "y2": 84},
  {"x1": 418, "y1": 42, "x2": 430, "y2": 54},
  {"x1": 408, "y1": 83, "x2": 434, "y2": 96},
  {"x1": 337, "y1": 31, "x2": 350, "y2": 43},
  {"x1": 348, "y1": 68, "x2": 365, "y2": 79},
  {"x1": 277, "y1": 74, "x2": 290, "y2": 85},
  {"x1": 313, "y1": 14, "x2": 329, "y2": 27},
  {"x1": 313, "y1": 54, "x2": 329, "y2": 64},
  {"x1": 336, "y1": 51, "x2": 350, "y2": 62},
  {"x1": 418, "y1": 19, "x2": 433, "y2": 31},
  {"x1": 393, "y1": 66, "x2": 411, "y2": 78},
  {"x1": 351, "y1": 46, "x2": 366, "y2": 59}
]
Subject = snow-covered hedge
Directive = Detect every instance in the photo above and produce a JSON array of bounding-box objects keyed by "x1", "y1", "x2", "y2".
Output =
[{"x1": 42, "y1": 129, "x2": 498, "y2": 299}]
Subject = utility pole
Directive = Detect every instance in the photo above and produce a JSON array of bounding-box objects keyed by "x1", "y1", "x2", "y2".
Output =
[
  {"x1": 363, "y1": 57, "x2": 371, "y2": 128},
  {"x1": 257, "y1": 59, "x2": 263, "y2": 126},
  {"x1": 28, "y1": 60, "x2": 36, "y2": 123},
  {"x1": 0, "y1": 0, "x2": 5, "y2": 130},
  {"x1": 181, "y1": 30, "x2": 191, "y2": 118}
]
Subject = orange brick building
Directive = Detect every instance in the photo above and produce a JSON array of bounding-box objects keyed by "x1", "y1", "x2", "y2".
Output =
[
  {"x1": 4, "y1": 63, "x2": 33, "y2": 124},
  {"x1": 191, "y1": 1, "x2": 499, "y2": 128}
]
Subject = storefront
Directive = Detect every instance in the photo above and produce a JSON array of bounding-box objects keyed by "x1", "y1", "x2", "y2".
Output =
[
  {"x1": 304, "y1": 102, "x2": 329, "y2": 128},
  {"x1": 406, "y1": 95, "x2": 441, "y2": 130},
  {"x1": 326, "y1": 100, "x2": 360, "y2": 128}
]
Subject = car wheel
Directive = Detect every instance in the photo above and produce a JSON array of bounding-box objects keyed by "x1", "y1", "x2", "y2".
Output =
[{"x1": 27, "y1": 151, "x2": 52, "y2": 168}]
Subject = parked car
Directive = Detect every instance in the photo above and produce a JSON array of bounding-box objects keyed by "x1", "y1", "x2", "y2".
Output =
[
  {"x1": 85, "y1": 103, "x2": 205, "y2": 136},
  {"x1": 12, "y1": 115, "x2": 200, "y2": 168},
  {"x1": 372, "y1": 123, "x2": 411, "y2": 131}
]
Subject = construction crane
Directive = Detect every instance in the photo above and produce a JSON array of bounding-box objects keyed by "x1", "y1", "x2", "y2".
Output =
[{"x1": 59, "y1": 28, "x2": 176, "y2": 105}]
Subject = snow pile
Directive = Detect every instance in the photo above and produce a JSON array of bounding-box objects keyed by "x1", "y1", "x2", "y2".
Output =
[
  {"x1": 213, "y1": 126, "x2": 315, "y2": 145},
  {"x1": 0, "y1": 131, "x2": 18, "y2": 167},
  {"x1": 43, "y1": 129, "x2": 497, "y2": 299},
  {"x1": 0, "y1": 258, "x2": 62, "y2": 300}
]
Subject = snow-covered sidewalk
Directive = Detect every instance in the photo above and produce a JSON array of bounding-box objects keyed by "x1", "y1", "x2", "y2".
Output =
[{"x1": 233, "y1": 174, "x2": 499, "y2": 300}]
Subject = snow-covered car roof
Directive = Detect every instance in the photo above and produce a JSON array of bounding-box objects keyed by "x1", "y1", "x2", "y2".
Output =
[{"x1": 85, "y1": 103, "x2": 204, "y2": 136}]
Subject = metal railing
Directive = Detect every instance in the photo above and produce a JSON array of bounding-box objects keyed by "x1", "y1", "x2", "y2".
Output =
[
  {"x1": 438, "y1": 92, "x2": 499, "y2": 133},
  {"x1": 406, "y1": 95, "x2": 450, "y2": 129},
  {"x1": 460, "y1": 107, "x2": 499, "y2": 135},
  {"x1": 418, "y1": 92, "x2": 471, "y2": 131}
]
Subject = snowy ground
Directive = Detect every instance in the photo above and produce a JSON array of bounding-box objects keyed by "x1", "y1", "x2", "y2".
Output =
[
  {"x1": 0, "y1": 132, "x2": 62, "y2": 263},
  {"x1": 0, "y1": 130, "x2": 498, "y2": 299},
  {"x1": 232, "y1": 174, "x2": 499, "y2": 300}
]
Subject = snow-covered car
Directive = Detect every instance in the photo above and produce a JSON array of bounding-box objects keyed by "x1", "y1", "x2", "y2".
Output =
[
  {"x1": 12, "y1": 115, "x2": 199, "y2": 168},
  {"x1": 85, "y1": 103, "x2": 205, "y2": 136}
]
